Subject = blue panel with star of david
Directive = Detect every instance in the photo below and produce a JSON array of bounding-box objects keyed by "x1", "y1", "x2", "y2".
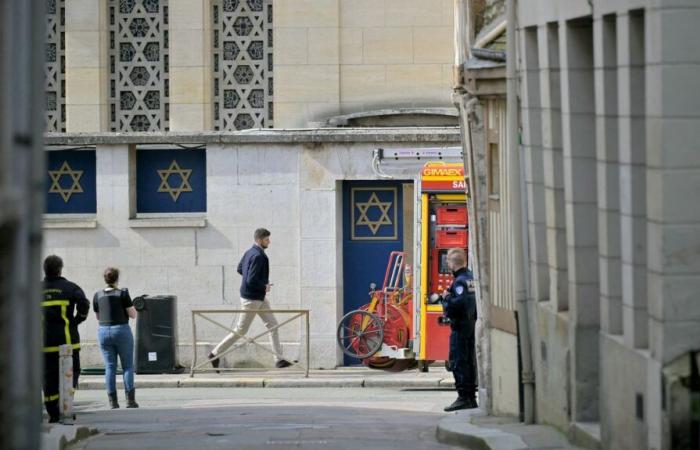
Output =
[
  {"x1": 350, "y1": 187, "x2": 398, "y2": 240},
  {"x1": 136, "y1": 149, "x2": 206, "y2": 213},
  {"x1": 45, "y1": 149, "x2": 96, "y2": 214}
]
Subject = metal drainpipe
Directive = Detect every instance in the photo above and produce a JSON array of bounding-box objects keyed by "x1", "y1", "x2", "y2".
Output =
[{"x1": 506, "y1": 0, "x2": 535, "y2": 424}]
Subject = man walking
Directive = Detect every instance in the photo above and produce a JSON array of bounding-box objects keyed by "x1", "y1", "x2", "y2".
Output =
[
  {"x1": 208, "y1": 228, "x2": 292, "y2": 369},
  {"x1": 439, "y1": 248, "x2": 478, "y2": 411},
  {"x1": 42, "y1": 255, "x2": 90, "y2": 422}
]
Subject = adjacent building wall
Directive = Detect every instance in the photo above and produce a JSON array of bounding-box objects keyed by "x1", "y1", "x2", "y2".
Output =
[{"x1": 516, "y1": 0, "x2": 700, "y2": 448}]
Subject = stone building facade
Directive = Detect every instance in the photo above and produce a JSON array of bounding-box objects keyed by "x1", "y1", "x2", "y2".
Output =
[
  {"x1": 515, "y1": 0, "x2": 700, "y2": 448},
  {"x1": 42, "y1": 0, "x2": 459, "y2": 370},
  {"x1": 47, "y1": 0, "x2": 455, "y2": 132},
  {"x1": 44, "y1": 130, "x2": 459, "y2": 369}
]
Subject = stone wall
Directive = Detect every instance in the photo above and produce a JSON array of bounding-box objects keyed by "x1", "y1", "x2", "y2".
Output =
[
  {"x1": 516, "y1": 0, "x2": 700, "y2": 448},
  {"x1": 43, "y1": 129, "x2": 460, "y2": 369}
]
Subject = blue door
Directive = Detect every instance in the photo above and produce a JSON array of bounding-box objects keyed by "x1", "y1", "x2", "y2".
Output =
[{"x1": 342, "y1": 181, "x2": 404, "y2": 365}]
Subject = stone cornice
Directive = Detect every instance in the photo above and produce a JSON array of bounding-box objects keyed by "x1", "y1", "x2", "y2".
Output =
[{"x1": 44, "y1": 128, "x2": 461, "y2": 146}]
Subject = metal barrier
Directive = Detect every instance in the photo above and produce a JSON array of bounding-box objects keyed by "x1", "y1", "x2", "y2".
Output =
[{"x1": 190, "y1": 309, "x2": 310, "y2": 378}]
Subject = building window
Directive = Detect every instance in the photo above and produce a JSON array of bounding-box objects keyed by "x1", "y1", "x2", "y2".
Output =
[
  {"x1": 212, "y1": 0, "x2": 273, "y2": 130},
  {"x1": 108, "y1": 0, "x2": 169, "y2": 131},
  {"x1": 45, "y1": 149, "x2": 96, "y2": 214},
  {"x1": 136, "y1": 148, "x2": 206, "y2": 213},
  {"x1": 45, "y1": 0, "x2": 66, "y2": 132}
]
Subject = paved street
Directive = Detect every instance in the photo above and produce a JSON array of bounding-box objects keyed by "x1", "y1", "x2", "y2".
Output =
[{"x1": 68, "y1": 387, "x2": 464, "y2": 450}]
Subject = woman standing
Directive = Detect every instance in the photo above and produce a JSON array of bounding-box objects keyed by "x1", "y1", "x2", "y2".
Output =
[{"x1": 93, "y1": 267, "x2": 138, "y2": 409}]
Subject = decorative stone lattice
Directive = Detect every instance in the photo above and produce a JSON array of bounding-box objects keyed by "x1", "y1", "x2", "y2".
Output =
[
  {"x1": 108, "y1": 0, "x2": 169, "y2": 131},
  {"x1": 45, "y1": 0, "x2": 66, "y2": 132},
  {"x1": 213, "y1": 0, "x2": 273, "y2": 130}
]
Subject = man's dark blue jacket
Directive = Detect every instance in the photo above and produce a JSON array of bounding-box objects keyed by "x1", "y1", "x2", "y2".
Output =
[{"x1": 237, "y1": 245, "x2": 269, "y2": 300}]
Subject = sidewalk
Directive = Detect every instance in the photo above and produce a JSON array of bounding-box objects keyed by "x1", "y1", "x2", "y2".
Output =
[
  {"x1": 76, "y1": 366, "x2": 456, "y2": 390},
  {"x1": 437, "y1": 410, "x2": 591, "y2": 450}
]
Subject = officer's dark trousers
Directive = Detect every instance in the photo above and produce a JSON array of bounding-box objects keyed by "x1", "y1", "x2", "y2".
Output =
[
  {"x1": 449, "y1": 326, "x2": 477, "y2": 400},
  {"x1": 43, "y1": 350, "x2": 80, "y2": 420}
]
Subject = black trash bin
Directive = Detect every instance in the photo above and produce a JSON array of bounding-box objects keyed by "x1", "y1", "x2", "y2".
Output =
[{"x1": 134, "y1": 295, "x2": 182, "y2": 374}]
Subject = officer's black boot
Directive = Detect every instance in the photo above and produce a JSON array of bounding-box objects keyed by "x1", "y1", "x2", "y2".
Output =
[
  {"x1": 108, "y1": 392, "x2": 120, "y2": 409},
  {"x1": 126, "y1": 390, "x2": 139, "y2": 408},
  {"x1": 444, "y1": 396, "x2": 469, "y2": 412},
  {"x1": 444, "y1": 391, "x2": 479, "y2": 412}
]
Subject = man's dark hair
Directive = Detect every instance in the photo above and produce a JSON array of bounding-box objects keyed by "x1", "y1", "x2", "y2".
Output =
[
  {"x1": 43, "y1": 255, "x2": 63, "y2": 278},
  {"x1": 254, "y1": 228, "x2": 271, "y2": 241}
]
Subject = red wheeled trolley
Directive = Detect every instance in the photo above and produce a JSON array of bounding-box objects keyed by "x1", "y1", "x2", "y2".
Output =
[
  {"x1": 336, "y1": 162, "x2": 469, "y2": 371},
  {"x1": 336, "y1": 251, "x2": 416, "y2": 371}
]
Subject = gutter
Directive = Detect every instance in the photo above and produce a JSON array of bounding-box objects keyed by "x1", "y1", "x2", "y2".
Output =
[{"x1": 506, "y1": 0, "x2": 535, "y2": 424}]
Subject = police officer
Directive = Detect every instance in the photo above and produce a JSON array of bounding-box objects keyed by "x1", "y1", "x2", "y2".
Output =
[
  {"x1": 439, "y1": 248, "x2": 478, "y2": 411},
  {"x1": 42, "y1": 255, "x2": 89, "y2": 422}
]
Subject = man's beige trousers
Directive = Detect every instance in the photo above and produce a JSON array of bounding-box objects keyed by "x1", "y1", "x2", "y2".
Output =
[{"x1": 211, "y1": 298, "x2": 283, "y2": 362}]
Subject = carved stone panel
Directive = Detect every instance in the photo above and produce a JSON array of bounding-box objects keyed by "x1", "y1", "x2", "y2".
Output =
[{"x1": 213, "y1": 0, "x2": 273, "y2": 130}]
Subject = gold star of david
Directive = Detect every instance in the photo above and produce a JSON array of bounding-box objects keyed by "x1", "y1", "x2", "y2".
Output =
[
  {"x1": 48, "y1": 161, "x2": 84, "y2": 203},
  {"x1": 157, "y1": 160, "x2": 193, "y2": 202},
  {"x1": 355, "y1": 192, "x2": 393, "y2": 235}
]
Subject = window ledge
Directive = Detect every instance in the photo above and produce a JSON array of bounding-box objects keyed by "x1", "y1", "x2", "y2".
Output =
[
  {"x1": 129, "y1": 215, "x2": 207, "y2": 228},
  {"x1": 488, "y1": 194, "x2": 501, "y2": 201},
  {"x1": 43, "y1": 215, "x2": 98, "y2": 229}
]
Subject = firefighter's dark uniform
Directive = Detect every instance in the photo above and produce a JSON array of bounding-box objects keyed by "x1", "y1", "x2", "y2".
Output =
[
  {"x1": 42, "y1": 276, "x2": 89, "y2": 421},
  {"x1": 441, "y1": 267, "x2": 478, "y2": 403}
]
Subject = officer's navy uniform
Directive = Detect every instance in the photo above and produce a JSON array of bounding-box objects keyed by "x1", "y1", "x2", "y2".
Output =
[
  {"x1": 441, "y1": 267, "x2": 478, "y2": 406},
  {"x1": 42, "y1": 276, "x2": 89, "y2": 421}
]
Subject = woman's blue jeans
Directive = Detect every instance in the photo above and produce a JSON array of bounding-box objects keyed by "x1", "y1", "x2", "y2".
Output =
[{"x1": 97, "y1": 324, "x2": 135, "y2": 394}]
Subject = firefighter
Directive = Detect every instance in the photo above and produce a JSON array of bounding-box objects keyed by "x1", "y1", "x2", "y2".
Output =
[
  {"x1": 42, "y1": 255, "x2": 89, "y2": 422},
  {"x1": 440, "y1": 248, "x2": 478, "y2": 411}
]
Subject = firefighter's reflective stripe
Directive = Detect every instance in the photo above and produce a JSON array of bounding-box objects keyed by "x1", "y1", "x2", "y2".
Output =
[
  {"x1": 61, "y1": 305, "x2": 71, "y2": 345},
  {"x1": 43, "y1": 393, "x2": 60, "y2": 403},
  {"x1": 42, "y1": 299, "x2": 73, "y2": 349},
  {"x1": 42, "y1": 300, "x2": 70, "y2": 307},
  {"x1": 43, "y1": 343, "x2": 80, "y2": 353}
]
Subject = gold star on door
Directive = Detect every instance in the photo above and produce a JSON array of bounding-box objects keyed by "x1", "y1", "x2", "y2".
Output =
[{"x1": 351, "y1": 187, "x2": 398, "y2": 240}]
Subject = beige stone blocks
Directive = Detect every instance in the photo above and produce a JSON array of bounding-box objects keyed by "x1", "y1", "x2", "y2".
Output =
[
  {"x1": 170, "y1": 67, "x2": 206, "y2": 104},
  {"x1": 64, "y1": 0, "x2": 107, "y2": 131},
  {"x1": 169, "y1": 0, "x2": 208, "y2": 130},
  {"x1": 276, "y1": 65, "x2": 339, "y2": 103},
  {"x1": 362, "y1": 27, "x2": 413, "y2": 64},
  {"x1": 169, "y1": 104, "x2": 206, "y2": 131},
  {"x1": 65, "y1": 0, "x2": 101, "y2": 31},
  {"x1": 340, "y1": 65, "x2": 386, "y2": 103},
  {"x1": 385, "y1": 0, "x2": 445, "y2": 26},
  {"x1": 275, "y1": 0, "x2": 339, "y2": 28},
  {"x1": 340, "y1": 0, "x2": 385, "y2": 28},
  {"x1": 413, "y1": 27, "x2": 454, "y2": 63},
  {"x1": 276, "y1": 28, "x2": 309, "y2": 65},
  {"x1": 308, "y1": 28, "x2": 340, "y2": 64},
  {"x1": 170, "y1": 29, "x2": 206, "y2": 67}
]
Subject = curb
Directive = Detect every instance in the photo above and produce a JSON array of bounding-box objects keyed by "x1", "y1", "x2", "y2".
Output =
[
  {"x1": 436, "y1": 411, "x2": 528, "y2": 450},
  {"x1": 78, "y1": 377, "x2": 452, "y2": 390}
]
